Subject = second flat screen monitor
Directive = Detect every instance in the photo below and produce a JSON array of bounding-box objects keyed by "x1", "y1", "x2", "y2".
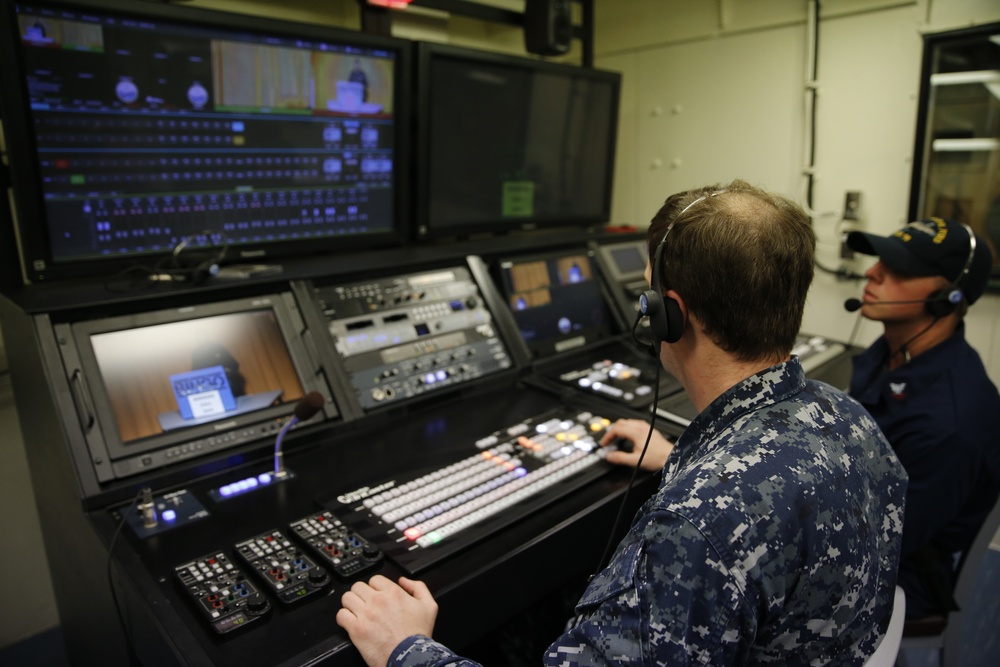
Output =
[{"x1": 417, "y1": 43, "x2": 620, "y2": 238}]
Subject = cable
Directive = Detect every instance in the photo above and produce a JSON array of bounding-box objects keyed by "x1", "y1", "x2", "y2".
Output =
[
  {"x1": 814, "y1": 259, "x2": 866, "y2": 281},
  {"x1": 847, "y1": 311, "x2": 864, "y2": 349},
  {"x1": 593, "y1": 362, "x2": 663, "y2": 576},
  {"x1": 107, "y1": 490, "x2": 144, "y2": 667},
  {"x1": 103, "y1": 230, "x2": 229, "y2": 291}
]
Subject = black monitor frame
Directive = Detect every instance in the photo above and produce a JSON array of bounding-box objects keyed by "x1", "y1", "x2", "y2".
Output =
[
  {"x1": 594, "y1": 238, "x2": 648, "y2": 286},
  {"x1": 0, "y1": 0, "x2": 412, "y2": 284},
  {"x1": 55, "y1": 292, "x2": 338, "y2": 485},
  {"x1": 413, "y1": 41, "x2": 620, "y2": 240}
]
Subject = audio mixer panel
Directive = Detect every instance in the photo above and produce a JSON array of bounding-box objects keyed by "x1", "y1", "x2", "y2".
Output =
[
  {"x1": 289, "y1": 511, "x2": 384, "y2": 578},
  {"x1": 323, "y1": 407, "x2": 629, "y2": 575},
  {"x1": 174, "y1": 552, "x2": 271, "y2": 634},
  {"x1": 317, "y1": 267, "x2": 514, "y2": 410},
  {"x1": 233, "y1": 530, "x2": 330, "y2": 605}
]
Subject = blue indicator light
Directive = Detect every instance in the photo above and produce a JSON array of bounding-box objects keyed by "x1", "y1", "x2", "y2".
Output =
[
  {"x1": 220, "y1": 486, "x2": 233, "y2": 496},
  {"x1": 162, "y1": 509, "x2": 177, "y2": 522},
  {"x1": 258, "y1": 473, "x2": 272, "y2": 484},
  {"x1": 435, "y1": 370, "x2": 447, "y2": 381},
  {"x1": 515, "y1": 468, "x2": 527, "y2": 477}
]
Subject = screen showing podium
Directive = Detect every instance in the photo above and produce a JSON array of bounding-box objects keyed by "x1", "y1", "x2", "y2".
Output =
[
  {"x1": 56, "y1": 293, "x2": 336, "y2": 482},
  {"x1": 0, "y1": 0, "x2": 411, "y2": 281}
]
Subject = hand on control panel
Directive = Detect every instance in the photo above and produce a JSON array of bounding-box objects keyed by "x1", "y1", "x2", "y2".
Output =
[
  {"x1": 600, "y1": 418, "x2": 675, "y2": 472},
  {"x1": 337, "y1": 574, "x2": 438, "y2": 667}
]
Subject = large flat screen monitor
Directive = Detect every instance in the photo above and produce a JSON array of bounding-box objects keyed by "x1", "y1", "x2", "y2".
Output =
[
  {"x1": 415, "y1": 42, "x2": 620, "y2": 239},
  {"x1": 0, "y1": 0, "x2": 411, "y2": 282},
  {"x1": 60, "y1": 293, "x2": 337, "y2": 482}
]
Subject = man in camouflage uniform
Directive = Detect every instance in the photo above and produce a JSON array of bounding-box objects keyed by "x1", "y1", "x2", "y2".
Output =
[{"x1": 337, "y1": 181, "x2": 908, "y2": 666}]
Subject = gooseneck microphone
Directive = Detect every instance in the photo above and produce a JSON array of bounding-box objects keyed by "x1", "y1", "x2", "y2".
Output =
[{"x1": 274, "y1": 392, "x2": 326, "y2": 479}]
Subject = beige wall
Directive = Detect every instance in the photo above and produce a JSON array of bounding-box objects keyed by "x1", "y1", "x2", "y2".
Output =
[{"x1": 593, "y1": 0, "x2": 1000, "y2": 384}]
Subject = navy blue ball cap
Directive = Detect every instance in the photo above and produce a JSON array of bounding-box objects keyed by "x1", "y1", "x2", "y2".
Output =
[{"x1": 846, "y1": 217, "x2": 993, "y2": 304}]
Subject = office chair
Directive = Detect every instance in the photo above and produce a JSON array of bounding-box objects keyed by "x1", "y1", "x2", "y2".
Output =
[
  {"x1": 898, "y1": 496, "x2": 1000, "y2": 667},
  {"x1": 864, "y1": 586, "x2": 905, "y2": 667}
]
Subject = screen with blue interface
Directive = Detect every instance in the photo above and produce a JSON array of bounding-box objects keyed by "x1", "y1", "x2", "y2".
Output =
[{"x1": 2, "y1": 0, "x2": 407, "y2": 279}]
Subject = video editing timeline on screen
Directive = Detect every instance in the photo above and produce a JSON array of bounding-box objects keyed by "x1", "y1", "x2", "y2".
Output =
[
  {"x1": 317, "y1": 265, "x2": 515, "y2": 411},
  {"x1": 325, "y1": 407, "x2": 632, "y2": 575},
  {"x1": 16, "y1": 2, "x2": 399, "y2": 262}
]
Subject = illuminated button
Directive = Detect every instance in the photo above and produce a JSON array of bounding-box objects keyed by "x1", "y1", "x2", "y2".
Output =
[
  {"x1": 258, "y1": 473, "x2": 272, "y2": 484},
  {"x1": 162, "y1": 509, "x2": 177, "y2": 522},
  {"x1": 404, "y1": 528, "x2": 422, "y2": 541}
]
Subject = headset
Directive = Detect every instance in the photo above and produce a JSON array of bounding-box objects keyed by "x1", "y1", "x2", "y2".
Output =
[
  {"x1": 923, "y1": 220, "x2": 977, "y2": 318},
  {"x1": 153, "y1": 230, "x2": 229, "y2": 285},
  {"x1": 638, "y1": 191, "x2": 726, "y2": 351}
]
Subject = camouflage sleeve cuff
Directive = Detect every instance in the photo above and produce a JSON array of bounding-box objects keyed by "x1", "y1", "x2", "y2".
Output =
[{"x1": 389, "y1": 635, "x2": 482, "y2": 667}]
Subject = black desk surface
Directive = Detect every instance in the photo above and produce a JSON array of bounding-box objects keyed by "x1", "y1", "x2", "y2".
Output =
[{"x1": 96, "y1": 384, "x2": 657, "y2": 666}]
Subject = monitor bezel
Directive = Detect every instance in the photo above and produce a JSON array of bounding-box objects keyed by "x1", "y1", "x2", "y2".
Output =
[
  {"x1": 67, "y1": 292, "x2": 337, "y2": 472},
  {"x1": 413, "y1": 41, "x2": 621, "y2": 241},
  {"x1": 595, "y1": 239, "x2": 649, "y2": 284},
  {"x1": 0, "y1": 0, "x2": 413, "y2": 284}
]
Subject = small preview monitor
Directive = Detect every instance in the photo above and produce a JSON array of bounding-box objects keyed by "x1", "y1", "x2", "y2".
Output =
[
  {"x1": 66, "y1": 294, "x2": 335, "y2": 480},
  {"x1": 599, "y1": 240, "x2": 648, "y2": 284},
  {"x1": 498, "y1": 250, "x2": 615, "y2": 358}
]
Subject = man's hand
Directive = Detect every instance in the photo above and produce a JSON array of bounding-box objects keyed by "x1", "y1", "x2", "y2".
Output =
[
  {"x1": 600, "y1": 418, "x2": 674, "y2": 471},
  {"x1": 337, "y1": 575, "x2": 439, "y2": 667}
]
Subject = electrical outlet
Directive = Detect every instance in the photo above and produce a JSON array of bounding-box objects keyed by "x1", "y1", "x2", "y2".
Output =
[
  {"x1": 844, "y1": 191, "x2": 862, "y2": 221},
  {"x1": 840, "y1": 232, "x2": 855, "y2": 260}
]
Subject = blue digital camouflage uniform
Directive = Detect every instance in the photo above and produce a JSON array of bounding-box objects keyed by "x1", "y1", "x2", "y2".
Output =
[{"x1": 390, "y1": 358, "x2": 907, "y2": 666}]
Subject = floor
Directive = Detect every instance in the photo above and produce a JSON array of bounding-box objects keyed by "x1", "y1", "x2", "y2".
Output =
[{"x1": 0, "y1": 627, "x2": 69, "y2": 667}]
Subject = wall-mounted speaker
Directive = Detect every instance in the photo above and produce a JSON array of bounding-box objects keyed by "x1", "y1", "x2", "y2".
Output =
[{"x1": 524, "y1": 0, "x2": 572, "y2": 56}]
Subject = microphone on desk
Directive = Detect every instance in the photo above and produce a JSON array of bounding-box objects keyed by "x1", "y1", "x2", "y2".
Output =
[
  {"x1": 274, "y1": 392, "x2": 326, "y2": 479},
  {"x1": 139, "y1": 487, "x2": 158, "y2": 529}
]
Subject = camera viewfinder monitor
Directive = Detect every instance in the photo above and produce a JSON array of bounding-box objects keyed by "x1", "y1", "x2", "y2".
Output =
[
  {"x1": 498, "y1": 250, "x2": 615, "y2": 359},
  {"x1": 0, "y1": 0, "x2": 411, "y2": 282},
  {"x1": 415, "y1": 42, "x2": 620, "y2": 239},
  {"x1": 64, "y1": 294, "x2": 336, "y2": 483}
]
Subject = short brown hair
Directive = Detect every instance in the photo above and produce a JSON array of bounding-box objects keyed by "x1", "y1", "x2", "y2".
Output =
[{"x1": 646, "y1": 179, "x2": 815, "y2": 363}]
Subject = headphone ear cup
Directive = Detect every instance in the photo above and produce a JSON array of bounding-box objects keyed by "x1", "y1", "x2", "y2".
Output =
[
  {"x1": 925, "y1": 288, "x2": 959, "y2": 317},
  {"x1": 640, "y1": 289, "x2": 684, "y2": 347},
  {"x1": 662, "y1": 295, "x2": 684, "y2": 344},
  {"x1": 640, "y1": 289, "x2": 670, "y2": 350},
  {"x1": 185, "y1": 257, "x2": 219, "y2": 285}
]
